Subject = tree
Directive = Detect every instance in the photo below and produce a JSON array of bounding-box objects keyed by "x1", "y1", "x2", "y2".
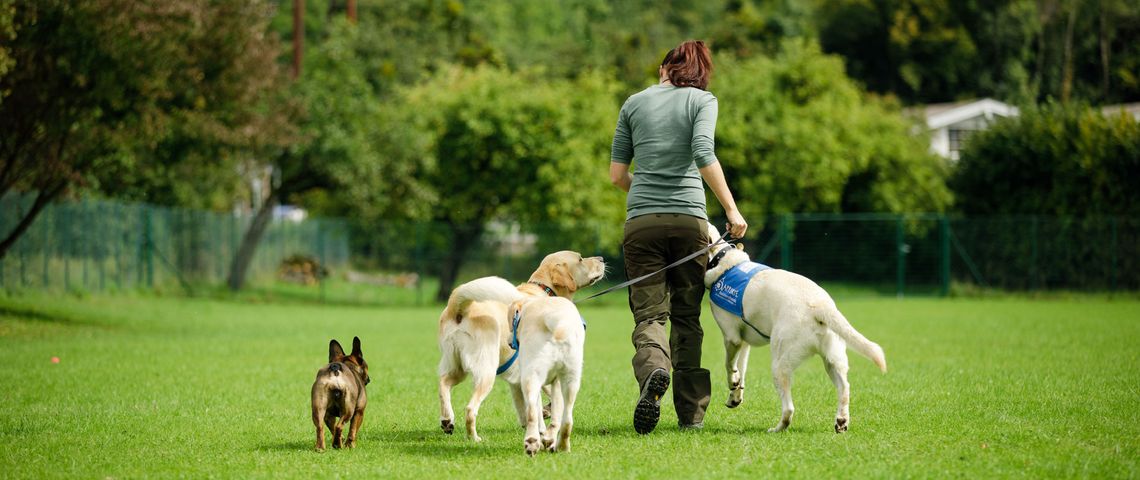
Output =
[
  {"x1": 952, "y1": 103, "x2": 1140, "y2": 215},
  {"x1": 0, "y1": 0, "x2": 286, "y2": 260},
  {"x1": 712, "y1": 40, "x2": 953, "y2": 218},
  {"x1": 226, "y1": 18, "x2": 434, "y2": 291},
  {"x1": 396, "y1": 66, "x2": 625, "y2": 301}
]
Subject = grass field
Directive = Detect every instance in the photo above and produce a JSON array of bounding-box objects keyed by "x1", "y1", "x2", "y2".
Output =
[{"x1": 1, "y1": 290, "x2": 1138, "y2": 478}]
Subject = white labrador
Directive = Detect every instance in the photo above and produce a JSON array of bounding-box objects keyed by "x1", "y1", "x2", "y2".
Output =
[
  {"x1": 704, "y1": 223, "x2": 887, "y2": 433},
  {"x1": 436, "y1": 251, "x2": 603, "y2": 444}
]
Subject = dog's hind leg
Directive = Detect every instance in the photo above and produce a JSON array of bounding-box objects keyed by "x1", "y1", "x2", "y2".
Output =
[
  {"x1": 522, "y1": 375, "x2": 545, "y2": 456},
  {"x1": 312, "y1": 408, "x2": 327, "y2": 452},
  {"x1": 821, "y1": 334, "x2": 851, "y2": 433},
  {"x1": 554, "y1": 376, "x2": 580, "y2": 453},
  {"x1": 465, "y1": 369, "x2": 495, "y2": 442},
  {"x1": 438, "y1": 370, "x2": 465, "y2": 435},
  {"x1": 346, "y1": 409, "x2": 365, "y2": 448},
  {"x1": 543, "y1": 380, "x2": 564, "y2": 450}
]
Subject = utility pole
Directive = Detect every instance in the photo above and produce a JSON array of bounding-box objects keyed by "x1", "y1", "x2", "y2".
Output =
[
  {"x1": 347, "y1": 0, "x2": 357, "y2": 23},
  {"x1": 292, "y1": 0, "x2": 304, "y2": 79}
]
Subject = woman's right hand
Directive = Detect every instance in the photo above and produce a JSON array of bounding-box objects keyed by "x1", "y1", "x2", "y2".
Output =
[{"x1": 725, "y1": 209, "x2": 747, "y2": 240}]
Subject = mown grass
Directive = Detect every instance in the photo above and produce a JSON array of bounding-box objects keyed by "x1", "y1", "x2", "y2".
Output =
[{"x1": 0, "y1": 290, "x2": 1137, "y2": 478}]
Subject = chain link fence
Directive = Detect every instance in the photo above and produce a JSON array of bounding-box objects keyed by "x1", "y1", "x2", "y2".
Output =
[{"x1": 0, "y1": 194, "x2": 349, "y2": 292}]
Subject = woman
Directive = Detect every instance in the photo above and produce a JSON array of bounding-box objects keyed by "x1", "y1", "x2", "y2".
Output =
[{"x1": 610, "y1": 40, "x2": 748, "y2": 434}]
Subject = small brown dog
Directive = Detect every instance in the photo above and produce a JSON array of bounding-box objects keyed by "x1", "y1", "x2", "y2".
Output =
[{"x1": 311, "y1": 337, "x2": 370, "y2": 452}]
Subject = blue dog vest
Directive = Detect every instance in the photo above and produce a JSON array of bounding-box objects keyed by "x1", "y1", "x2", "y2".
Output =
[{"x1": 710, "y1": 261, "x2": 771, "y2": 317}]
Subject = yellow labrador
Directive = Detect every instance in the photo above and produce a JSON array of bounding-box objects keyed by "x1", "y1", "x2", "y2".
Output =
[
  {"x1": 436, "y1": 251, "x2": 604, "y2": 442},
  {"x1": 703, "y1": 223, "x2": 886, "y2": 433}
]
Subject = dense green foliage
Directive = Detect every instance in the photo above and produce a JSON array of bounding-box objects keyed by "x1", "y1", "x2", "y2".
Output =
[
  {"x1": 714, "y1": 41, "x2": 952, "y2": 219},
  {"x1": 391, "y1": 65, "x2": 625, "y2": 299},
  {"x1": 818, "y1": 0, "x2": 1140, "y2": 104},
  {"x1": 953, "y1": 104, "x2": 1140, "y2": 216},
  {"x1": 1, "y1": 293, "x2": 1138, "y2": 477}
]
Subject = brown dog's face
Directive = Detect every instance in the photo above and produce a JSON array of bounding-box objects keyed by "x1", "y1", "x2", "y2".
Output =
[
  {"x1": 536, "y1": 250, "x2": 606, "y2": 293},
  {"x1": 329, "y1": 337, "x2": 370, "y2": 385}
]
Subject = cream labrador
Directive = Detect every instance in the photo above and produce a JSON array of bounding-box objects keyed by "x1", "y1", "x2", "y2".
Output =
[
  {"x1": 436, "y1": 251, "x2": 604, "y2": 443},
  {"x1": 508, "y1": 296, "x2": 584, "y2": 455},
  {"x1": 703, "y1": 224, "x2": 886, "y2": 433}
]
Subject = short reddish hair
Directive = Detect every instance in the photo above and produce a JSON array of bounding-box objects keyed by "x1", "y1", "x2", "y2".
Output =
[{"x1": 661, "y1": 40, "x2": 713, "y2": 90}]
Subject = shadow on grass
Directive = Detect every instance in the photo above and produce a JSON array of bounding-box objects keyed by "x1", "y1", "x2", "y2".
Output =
[{"x1": 0, "y1": 304, "x2": 88, "y2": 325}]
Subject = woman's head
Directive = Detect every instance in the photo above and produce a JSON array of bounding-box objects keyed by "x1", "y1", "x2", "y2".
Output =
[{"x1": 660, "y1": 40, "x2": 712, "y2": 90}]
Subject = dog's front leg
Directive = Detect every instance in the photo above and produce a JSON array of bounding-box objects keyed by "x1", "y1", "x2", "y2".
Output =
[
  {"x1": 732, "y1": 343, "x2": 752, "y2": 408},
  {"x1": 511, "y1": 384, "x2": 528, "y2": 427},
  {"x1": 723, "y1": 338, "x2": 742, "y2": 408}
]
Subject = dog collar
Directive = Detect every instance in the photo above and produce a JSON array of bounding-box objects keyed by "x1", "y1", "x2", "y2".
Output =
[
  {"x1": 496, "y1": 308, "x2": 523, "y2": 375},
  {"x1": 528, "y1": 281, "x2": 557, "y2": 297},
  {"x1": 707, "y1": 245, "x2": 736, "y2": 270}
]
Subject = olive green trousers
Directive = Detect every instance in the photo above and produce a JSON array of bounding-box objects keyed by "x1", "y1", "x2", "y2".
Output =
[{"x1": 623, "y1": 213, "x2": 712, "y2": 425}]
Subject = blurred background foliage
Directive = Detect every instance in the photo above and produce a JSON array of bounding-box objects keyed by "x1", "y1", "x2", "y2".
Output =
[{"x1": 1, "y1": 0, "x2": 1138, "y2": 296}]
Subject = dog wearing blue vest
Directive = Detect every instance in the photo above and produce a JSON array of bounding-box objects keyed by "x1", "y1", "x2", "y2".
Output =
[
  {"x1": 703, "y1": 223, "x2": 887, "y2": 433},
  {"x1": 436, "y1": 251, "x2": 604, "y2": 445}
]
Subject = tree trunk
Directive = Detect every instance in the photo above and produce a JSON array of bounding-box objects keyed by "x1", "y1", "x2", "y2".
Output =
[
  {"x1": 0, "y1": 183, "x2": 67, "y2": 260},
  {"x1": 434, "y1": 222, "x2": 484, "y2": 302},
  {"x1": 1060, "y1": 0, "x2": 1080, "y2": 103},
  {"x1": 1099, "y1": 3, "x2": 1111, "y2": 100},
  {"x1": 227, "y1": 191, "x2": 277, "y2": 291}
]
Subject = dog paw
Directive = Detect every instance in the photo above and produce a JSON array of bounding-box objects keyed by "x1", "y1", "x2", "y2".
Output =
[
  {"x1": 315, "y1": 446, "x2": 326, "y2": 453},
  {"x1": 725, "y1": 398, "x2": 741, "y2": 409},
  {"x1": 441, "y1": 420, "x2": 454, "y2": 435},
  {"x1": 542, "y1": 402, "x2": 552, "y2": 420},
  {"x1": 767, "y1": 424, "x2": 788, "y2": 433},
  {"x1": 834, "y1": 417, "x2": 848, "y2": 433},
  {"x1": 472, "y1": 434, "x2": 483, "y2": 443},
  {"x1": 524, "y1": 437, "x2": 541, "y2": 457}
]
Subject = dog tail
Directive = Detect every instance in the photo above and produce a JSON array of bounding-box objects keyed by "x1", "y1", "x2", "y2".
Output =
[
  {"x1": 441, "y1": 277, "x2": 521, "y2": 324},
  {"x1": 819, "y1": 306, "x2": 887, "y2": 373}
]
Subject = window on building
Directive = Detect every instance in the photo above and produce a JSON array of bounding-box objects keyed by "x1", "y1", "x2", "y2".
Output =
[{"x1": 948, "y1": 129, "x2": 974, "y2": 160}]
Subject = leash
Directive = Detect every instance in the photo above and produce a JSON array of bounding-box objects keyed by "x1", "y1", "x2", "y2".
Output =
[
  {"x1": 575, "y1": 231, "x2": 734, "y2": 304},
  {"x1": 496, "y1": 308, "x2": 523, "y2": 375}
]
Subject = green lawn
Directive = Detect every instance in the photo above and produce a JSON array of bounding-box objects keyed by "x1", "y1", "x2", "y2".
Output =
[{"x1": 0, "y1": 291, "x2": 1137, "y2": 478}]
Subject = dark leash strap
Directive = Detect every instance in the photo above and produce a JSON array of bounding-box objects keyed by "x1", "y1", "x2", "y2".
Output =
[{"x1": 575, "y1": 231, "x2": 734, "y2": 304}]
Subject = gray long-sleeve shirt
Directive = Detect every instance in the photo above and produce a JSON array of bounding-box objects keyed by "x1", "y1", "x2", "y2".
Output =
[{"x1": 611, "y1": 84, "x2": 719, "y2": 221}]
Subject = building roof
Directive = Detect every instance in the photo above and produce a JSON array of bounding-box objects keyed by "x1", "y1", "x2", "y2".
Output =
[
  {"x1": 906, "y1": 98, "x2": 1019, "y2": 130},
  {"x1": 1101, "y1": 102, "x2": 1140, "y2": 119}
]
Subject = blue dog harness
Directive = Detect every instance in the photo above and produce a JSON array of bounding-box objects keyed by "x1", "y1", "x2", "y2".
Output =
[
  {"x1": 495, "y1": 307, "x2": 587, "y2": 376},
  {"x1": 710, "y1": 261, "x2": 771, "y2": 317}
]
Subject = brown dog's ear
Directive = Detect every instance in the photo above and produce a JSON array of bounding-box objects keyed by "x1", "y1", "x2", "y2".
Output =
[
  {"x1": 329, "y1": 339, "x2": 346, "y2": 362},
  {"x1": 351, "y1": 336, "x2": 363, "y2": 358}
]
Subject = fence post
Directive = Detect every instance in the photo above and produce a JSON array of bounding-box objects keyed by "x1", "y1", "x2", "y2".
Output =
[
  {"x1": 940, "y1": 215, "x2": 950, "y2": 297},
  {"x1": 1030, "y1": 216, "x2": 1038, "y2": 291},
  {"x1": 780, "y1": 214, "x2": 793, "y2": 271},
  {"x1": 415, "y1": 222, "x2": 425, "y2": 306},
  {"x1": 1111, "y1": 217, "x2": 1118, "y2": 291},
  {"x1": 63, "y1": 205, "x2": 70, "y2": 290},
  {"x1": 144, "y1": 207, "x2": 154, "y2": 288},
  {"x1": 896, "y1": 215, "x2": 906, "y2": 299}
]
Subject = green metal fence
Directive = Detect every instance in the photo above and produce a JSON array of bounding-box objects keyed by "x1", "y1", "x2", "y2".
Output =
[
  {"x1": 0, "y1": 194, "x2": 349, "y2": 292},
  {"x1": 3, "y1": 194, "x2": 1136, "y2": 300}
]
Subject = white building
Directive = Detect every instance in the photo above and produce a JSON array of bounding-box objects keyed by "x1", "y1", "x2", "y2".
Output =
[{"x1": 907, "y1": 98, "x2": 1019, "y2": 161}]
